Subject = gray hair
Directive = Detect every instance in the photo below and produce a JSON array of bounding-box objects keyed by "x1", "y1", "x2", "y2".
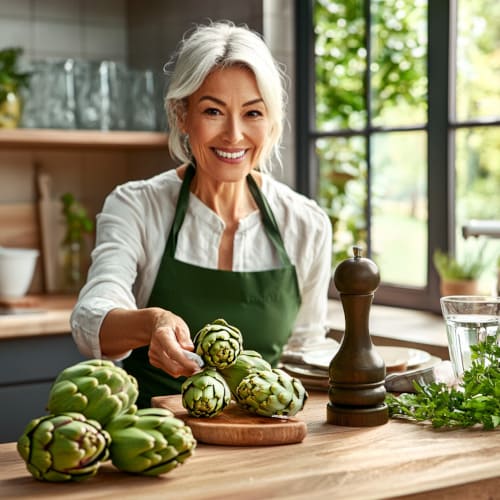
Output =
[{"x1": 164, "y1": 21, "x2": 287, "y2": 174}]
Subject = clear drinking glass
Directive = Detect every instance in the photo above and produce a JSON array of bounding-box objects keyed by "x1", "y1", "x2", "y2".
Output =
[
  {"x1": 75, "y1": 60, "x2": 128, "y2": 131},
  {"x1": 440, "y1": 295, "x2": 500, "y2": 379},
  {"x1": 129, "y1": 69, "x2": 157, "y2": 131},
  {"x1": 21, "y1": 59, "x2": 77, "y2": 129}
]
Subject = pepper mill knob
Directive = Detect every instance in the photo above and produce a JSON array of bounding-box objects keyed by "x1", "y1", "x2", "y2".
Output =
[
  {"x1": 334, "y1": 245, "x2": 380, "y2": 294},
  {"x1": 326, "y1": 246, "x2": 388, "y2": 427}
]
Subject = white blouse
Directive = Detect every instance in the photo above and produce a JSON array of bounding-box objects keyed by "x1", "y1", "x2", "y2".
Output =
[{"x1": 71, "y1": 168, "x2": 333, "y2": 360}]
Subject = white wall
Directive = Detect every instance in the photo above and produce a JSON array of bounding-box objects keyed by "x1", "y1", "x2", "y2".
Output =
[{"x1": 263, "y1": 0, "x2": 296, "y2": 187}]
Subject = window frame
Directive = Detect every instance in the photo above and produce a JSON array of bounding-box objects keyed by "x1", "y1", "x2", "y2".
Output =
[{"x1": 295, "y1": 0, "x2": 454, "y2": 313}]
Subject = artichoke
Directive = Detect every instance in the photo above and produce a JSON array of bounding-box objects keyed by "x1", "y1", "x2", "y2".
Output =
[
  {"x1": 181, "y1": 368, "x2": 231, "y2": 418},
  {"x1": 106, "y1": 408, "x2": 196, "y2": 476},
  {"x1": 47, "y1": 359, "x2": 138, "y2": 427},
  {"x1": 219, "y1": 350, "x2": 272, "y2": 396},
  {"x1": 235, "y1": 368, "x2": 308, "y2": 417},
  {"x1": 17, "y1": 412, "x2": 110, "y2": 482},
  {"x1": 193, "y1": 318, "x2": 243, "y2": 369}
]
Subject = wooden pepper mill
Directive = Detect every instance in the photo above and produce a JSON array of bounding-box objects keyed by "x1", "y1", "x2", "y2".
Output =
[{"x1": 326, "y1": 246, "x2": 388, "y2": 427}]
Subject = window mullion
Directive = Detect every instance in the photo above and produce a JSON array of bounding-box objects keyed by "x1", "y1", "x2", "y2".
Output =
[
  {"x1": 427, "y1": 0, "x2": 452, "y2": 311},
  {"x1": 295, "y1": 0, "x2": 317, "y2": 197}
]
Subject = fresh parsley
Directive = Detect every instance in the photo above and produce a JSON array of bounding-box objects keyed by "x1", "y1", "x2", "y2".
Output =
[{"x1": 386, "y1": 335, "x2": 500, "y2": 429}]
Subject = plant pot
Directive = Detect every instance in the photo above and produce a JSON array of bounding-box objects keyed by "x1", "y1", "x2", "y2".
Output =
[
  {"x1": 0, "y1": 89, "x2": 21, "y2": 128},
  {"x1": 440, "y1": 278, "x2": 478, "y2": 297}
]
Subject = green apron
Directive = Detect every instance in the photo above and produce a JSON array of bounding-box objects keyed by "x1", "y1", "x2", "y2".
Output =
[{"x1": 123, "y1": 165, "x2": 301, "y2": 407}]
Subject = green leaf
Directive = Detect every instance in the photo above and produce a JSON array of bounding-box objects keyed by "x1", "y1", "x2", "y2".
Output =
[
  {"x1": 60, "y1": 192, "x2": 94, "y2": 244},
  {"x1": 386, "y1": 334, "x2": 500, "y2": 430}
]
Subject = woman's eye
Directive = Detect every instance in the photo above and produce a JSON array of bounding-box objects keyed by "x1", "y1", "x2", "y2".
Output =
[
  {"x1": 203, "y1": 107, "x2": 221, "y2": 116},
  {"x1": 247, "y1": 110, "x2": 263, "y2": 118}
]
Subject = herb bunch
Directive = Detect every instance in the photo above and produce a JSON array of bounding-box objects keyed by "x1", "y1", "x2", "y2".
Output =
[
  {"x1": 386, "y1": 335, "x2": 500, "y2": 429},
  {"x1": 60, "y1": 192, "x2": 94, "y2": 244}
]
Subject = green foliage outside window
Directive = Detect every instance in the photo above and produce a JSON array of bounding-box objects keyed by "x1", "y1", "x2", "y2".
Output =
[{"x1": 314, "y1": 0, "x2": 427, "y2": 268}]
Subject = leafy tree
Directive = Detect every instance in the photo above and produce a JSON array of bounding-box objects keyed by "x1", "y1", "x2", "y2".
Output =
[{"x1": 314, "y1": 0, "x2": 427, "y2": 266}]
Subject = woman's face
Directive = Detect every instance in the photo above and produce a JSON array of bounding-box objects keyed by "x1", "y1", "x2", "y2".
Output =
[{"x1": 180, "y1": 65, "x2": 271, "y2": 183}]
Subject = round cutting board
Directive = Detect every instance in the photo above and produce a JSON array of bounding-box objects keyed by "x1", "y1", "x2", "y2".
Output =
[{"x1": 152, "y1": 394, "x2": 307, "y2": 446}]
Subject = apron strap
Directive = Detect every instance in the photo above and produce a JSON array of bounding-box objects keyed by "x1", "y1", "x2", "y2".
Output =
[
  {"x1": 246, "y1": 172, "x2": 291, "y2": 267},
  {"x1": 166, "y1": 164, "x2": 291, "y2": 266},
  {"x1": 165, "y1": 164, "x2": 196, "y2": 257}
]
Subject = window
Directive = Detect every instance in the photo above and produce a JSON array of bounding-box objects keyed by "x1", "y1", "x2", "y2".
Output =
[{"x1": 296, "y1": 0, "x2": 500, "y2": 311}]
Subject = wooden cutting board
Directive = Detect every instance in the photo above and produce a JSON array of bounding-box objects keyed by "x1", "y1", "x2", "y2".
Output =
[{"x1": 152, "y1": 394, "x2": 308, "y2": 446}]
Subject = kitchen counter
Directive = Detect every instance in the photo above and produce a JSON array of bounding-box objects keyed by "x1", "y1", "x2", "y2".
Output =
[
  {"x1": 0, "y1": 294, "x2": 76, "y2": 339},
  {"x1": 0, "y1": 295, "x2": 446, "y2": 354},
  {"x1": 0, "y1": 391, "x2": 499, "y2": 499}
]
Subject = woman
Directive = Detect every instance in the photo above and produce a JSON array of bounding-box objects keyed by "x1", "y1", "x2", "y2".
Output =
[{"x1": 71, "y1": 21, "x2": 332, "y2": 407}]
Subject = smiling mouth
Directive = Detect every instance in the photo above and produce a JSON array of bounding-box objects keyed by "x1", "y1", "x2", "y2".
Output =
[{"x1": 213, "y1": 148, "x2": 247, "y2": 160}]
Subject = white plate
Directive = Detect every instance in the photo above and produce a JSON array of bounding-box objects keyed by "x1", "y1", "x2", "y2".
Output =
[
  {"x1": 302, "y1": 346, "x2": 431, "y2": 371},
  {"x1": 282, "y1": 363, "x2": 328, "y2": 379}
]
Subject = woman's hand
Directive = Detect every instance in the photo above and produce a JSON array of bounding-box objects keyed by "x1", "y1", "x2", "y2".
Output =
[
  {"x1": 100, "y1": 307, "x2": 202, "y2": 378},
  {"x1": 148, "y1": 308, "x2": 202, "y2": 378}
]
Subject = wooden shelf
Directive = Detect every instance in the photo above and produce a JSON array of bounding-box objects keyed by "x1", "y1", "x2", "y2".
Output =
[{"x1": 0, "y1": 128, "x2": 169, "y2": 151}]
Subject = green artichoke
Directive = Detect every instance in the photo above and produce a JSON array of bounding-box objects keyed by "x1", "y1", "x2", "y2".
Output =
[
  {"x1": 219, "y1": 350, "x2": 272, "y2": 396},
  {"x1": 47, "y1": 359, "x2": 138, "y2": 427},
  {"x1": 193, "y1": 318, "x2": 243, "y2": 369},
  {"x1": 17, "y1": 412, "x2": 110, "y2": 482},
  {"x1": 106, "y1": 408, "x2": 196, "y2": 476},
  {"x1": 235, "y1": 368, "x2": 308, "y2": 417},
  {"x1": 181, "y1": 368, "x2": 231, "y2": 418}
]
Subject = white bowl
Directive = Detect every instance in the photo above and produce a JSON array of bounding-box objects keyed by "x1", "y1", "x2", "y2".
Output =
[{"x1": 0, "y1": 247, "x2": 39, "y2": 298}]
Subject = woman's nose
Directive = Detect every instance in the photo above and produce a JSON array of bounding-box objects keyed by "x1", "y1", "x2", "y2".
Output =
[{"x1": 223, "y1": 115, "x2": 244, "y2": 143}]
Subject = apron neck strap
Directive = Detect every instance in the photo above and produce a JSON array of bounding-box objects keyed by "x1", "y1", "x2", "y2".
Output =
[
  {"x1": 166, "y1": 164, "x2": 291, "y2": 266},
  {"x1": 246, "y1": 172, "x2": 291, "y2": 266}
]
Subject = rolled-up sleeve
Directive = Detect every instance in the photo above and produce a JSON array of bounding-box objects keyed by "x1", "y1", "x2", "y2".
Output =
[{"x1": 71, "y1": 182, "x2": 155, "y2": 360}]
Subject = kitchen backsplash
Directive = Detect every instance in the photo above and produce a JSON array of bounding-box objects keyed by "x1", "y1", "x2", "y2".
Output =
[{"x1": 0, "y1": 0, "x2": 127, "y2": 63}]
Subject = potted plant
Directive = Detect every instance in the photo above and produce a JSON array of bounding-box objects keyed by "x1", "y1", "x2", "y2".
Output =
[
  {"x1": 0, "y1": 46, "x2": 31, "y2": 128},
  {"x1": 433, "y1": 242, "x2": 488, "y2": 296},
  {"x1": 60, "y1": 193, "x2": 94, "y2": 292}
]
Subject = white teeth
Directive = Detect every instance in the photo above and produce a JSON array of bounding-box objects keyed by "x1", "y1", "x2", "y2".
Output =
[{"x1": 214, "y1": 149, "x2": 245, "y2": 159}]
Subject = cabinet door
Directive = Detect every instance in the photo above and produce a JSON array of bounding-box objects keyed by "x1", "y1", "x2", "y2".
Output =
[
  {"x1": 0, "y1": 382, "x2": 53, "y2": 443},
  {"x1": 0, "y1": 335, "x2": 84, "y2": 384},
  {"x1": 0, "y1": 334, "x2": 86, "y2": 443}
]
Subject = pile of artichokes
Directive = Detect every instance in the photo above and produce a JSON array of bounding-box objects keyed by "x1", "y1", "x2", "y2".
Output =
[
  {"x1": 182, "y1": 319, "x2": 308, "y2": 418},
  {"x1": 17, "y1": 359, "x2": 196, "y2": 482}
]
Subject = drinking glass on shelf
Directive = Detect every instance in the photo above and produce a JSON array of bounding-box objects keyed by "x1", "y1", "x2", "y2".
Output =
[
  {"x1": 21, "y1": 59, "x2": 77, "y2": 129},
  {"x1": 75, "y1": 60, "x2": 128, "y2": 131},
  {"x1": 48, "y1": 59, "x2": 77, "y2": 129},
  {"x1": 440, "y1": 295, "x2": 500, "y2": 379},
  {"x1": 128, "y1": 69, "x2": 158, "y2": 131}
]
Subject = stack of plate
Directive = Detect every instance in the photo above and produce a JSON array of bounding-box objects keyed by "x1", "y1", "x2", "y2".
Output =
[{"x1": 281, "y1": 340, "x2": 440, "y2": 392}]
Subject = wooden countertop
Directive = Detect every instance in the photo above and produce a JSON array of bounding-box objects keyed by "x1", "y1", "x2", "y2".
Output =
[
  {"x1": 1, "y1": 392, "x2": 499, "y2": 499},
  {"x1": 0, "y1": 294, "x2": 76, "y2": 339}
]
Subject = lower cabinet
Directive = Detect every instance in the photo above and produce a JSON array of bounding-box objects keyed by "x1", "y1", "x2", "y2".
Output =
[{"x1": 0, "y1": 333, "x2": 86, "y2": 443}]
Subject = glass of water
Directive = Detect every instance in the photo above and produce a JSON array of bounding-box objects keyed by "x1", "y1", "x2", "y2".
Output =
[{"x1": 440, "y1": 295, "x2": 500, "y2": 379}]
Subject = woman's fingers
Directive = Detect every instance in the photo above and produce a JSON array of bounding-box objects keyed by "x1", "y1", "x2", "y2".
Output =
[{"x1": 149, "y1": 317, "x2": 199, "y2": 377}]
